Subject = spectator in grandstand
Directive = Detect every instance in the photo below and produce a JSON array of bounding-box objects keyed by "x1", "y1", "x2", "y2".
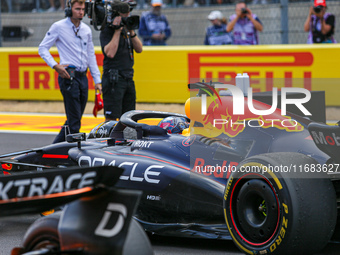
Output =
[
  {"x1": 304, "y1": 0, "x2": 336, "y2": 43},
  {"x1": 252, "y1": 0, "x2": 266, "y2": 4},
  {"x1": 38, "y1": 0, "x2": 101, "y2": 143},
  {"x1": 138, "y1": 0, "x2": 172, "y2": 46},
  {"x1": 204, "y1": 10, "x2": 233, "y2": 45},
  {"x1": 47, "y1": 0, "x2": 65, "y2": 12},
  {"x1": 226, "y1": 0, "x2": 263, "y2": 45}
]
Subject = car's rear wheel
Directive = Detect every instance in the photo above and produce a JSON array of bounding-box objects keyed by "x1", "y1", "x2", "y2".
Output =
[{"x1": 224, "y1": 152, "x2": 337, "y2": 255}]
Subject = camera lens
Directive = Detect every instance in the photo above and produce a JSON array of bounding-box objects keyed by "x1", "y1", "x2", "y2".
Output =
[
  {"x1": 313, "y1": 6, "x2": 322, "y2": 13},
  {"x1": 241, "y1": 8, "x2": 248, "y2": 14},
  {"x1": 122, "y1": 16, "x2": 140, "y2": 30}
]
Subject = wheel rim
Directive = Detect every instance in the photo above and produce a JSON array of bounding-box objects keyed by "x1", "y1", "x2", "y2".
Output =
[
  {"x1": 30, "y1": 239, "x2": 59, "y2": 252},
  {"x1": 230, "y1": 173, "x2": 281, "y2": 246}
]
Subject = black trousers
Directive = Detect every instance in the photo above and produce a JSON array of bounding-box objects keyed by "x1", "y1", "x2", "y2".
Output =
[
  {"x1": 102, "y1": 74, "x2": 136, "y2": 120},
  {"x1": 53, "y1": 74, "x2": 88, "y2": 143}
]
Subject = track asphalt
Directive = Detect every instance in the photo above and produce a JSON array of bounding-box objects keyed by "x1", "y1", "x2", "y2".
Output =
[{"x1": 0, "y1": 112, "x2": 105, "y2": 134}]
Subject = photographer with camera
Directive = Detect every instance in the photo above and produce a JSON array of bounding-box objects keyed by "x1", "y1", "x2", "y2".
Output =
[
  {"x1": 99, "y1": 0, "x2": 143, "y2": 121},
  {"x1": 304, "y1": 0, "x2": 336, "y2": 44},
  {"x1": 39, "y1": 0, "x2": 102, "y2": 143},
  {"x1": 226, "y1": 0, "x2": 263, "y2": 45}
]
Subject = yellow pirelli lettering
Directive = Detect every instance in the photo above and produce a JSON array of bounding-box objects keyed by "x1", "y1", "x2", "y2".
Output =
[
  {"x1": 282, "y1": 203, "x2": 288, "y2": 214},
  {"x1": 224, "y1": 208, "x2": 253, "y2": 255},
  {"x1": 224, "y1": 177, "x2": 233, "y2": 200}
]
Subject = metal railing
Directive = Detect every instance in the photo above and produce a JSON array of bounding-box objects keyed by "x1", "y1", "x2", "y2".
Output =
[
  {"x1": 2, "y1": 0, "x2": 313, "y2": 12},
  {"x1": 2, "y1": 0, "x2": 339, "y2": 46}
]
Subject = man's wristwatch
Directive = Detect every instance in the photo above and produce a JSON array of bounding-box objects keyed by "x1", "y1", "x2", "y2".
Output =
[{"x1": 130, "y1": 32, "x2": 137, "y2": 38}]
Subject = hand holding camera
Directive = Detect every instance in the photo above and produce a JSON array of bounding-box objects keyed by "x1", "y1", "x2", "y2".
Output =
[
  {"x1": 112, "y1": 16, "x2": 123, "y2": 30},
  {"x1": 241, "y1": 8, "x2": 248, "y2": 15},
  {"x1": 236, "y1": 7, "x2": 251, "y2": 18},
  {"x1": 314, "y1": 6, "x2": 322, "y2": 13},
  {"x1": 308, "y1": 6, "x2": 314, "y2": 16},
  {"x1": 311, "y1": 5, "x2": 325, "y2": 17}
]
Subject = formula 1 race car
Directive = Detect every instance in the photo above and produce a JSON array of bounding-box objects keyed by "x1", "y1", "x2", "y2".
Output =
[{"x1": 1, "y1": 82, "x2": 339, "y2": 255}]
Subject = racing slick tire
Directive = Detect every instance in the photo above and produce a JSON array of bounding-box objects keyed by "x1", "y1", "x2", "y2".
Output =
[
  {"x1": 22, "y1": 214, "x2": 153, "y2": 255},
  {"x1": 22, "y1": 213, "x2": 60, "y2": 252},
  {"x1": 223, "y1": 152, "x2": 337, "y2": 255}
]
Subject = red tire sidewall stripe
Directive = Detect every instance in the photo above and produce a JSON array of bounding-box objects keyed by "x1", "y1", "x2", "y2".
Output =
[{"x1": 228, "y1": 172, "x2": 281, "y2": 247}]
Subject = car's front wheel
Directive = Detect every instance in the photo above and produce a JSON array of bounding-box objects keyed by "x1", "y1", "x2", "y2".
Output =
[
  {"x1": 22, "y1": 213, "x2": 60, "y2": 252},
  {"x1": 223, "y1": 152, "x2": 337, "y2": 255}
]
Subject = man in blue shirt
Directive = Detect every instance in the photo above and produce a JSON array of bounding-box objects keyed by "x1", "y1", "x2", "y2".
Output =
[
  {"x1": 39, "y1": 0, "x2": 101, "y2": 143},
  {"x1": 138, "y1": 0, "x2": 172, "y2": 46}
]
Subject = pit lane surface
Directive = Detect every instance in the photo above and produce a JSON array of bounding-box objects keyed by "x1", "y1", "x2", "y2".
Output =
[{"x1": 0, "y1": 132, "x2": 339, "y2": 255}]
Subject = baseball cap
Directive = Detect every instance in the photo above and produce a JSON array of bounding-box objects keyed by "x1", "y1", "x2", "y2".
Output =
[
  {"x1": 314, "y1": 0, "x2": 326, "y2": 7},
  {"x1": 207, "y1": 10, "x2": 223, "y2": 20},
  {"x1": 151, "y1": 0, "x2": 163, "y2": 7},
  {"x1": 93, "y1": 93, "x2": 104, "y2": 118}
]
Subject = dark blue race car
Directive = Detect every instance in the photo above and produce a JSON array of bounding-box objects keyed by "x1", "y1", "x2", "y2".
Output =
[{"x1": 1, "y1": 88, "x2": 339, "y2": 255}]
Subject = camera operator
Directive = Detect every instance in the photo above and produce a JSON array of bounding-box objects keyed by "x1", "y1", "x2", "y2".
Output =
[
  {"x1": 226, "y1": 0, "x2": 263, "y2": 45},
  {"x1": 39, "y1": 0, "x2": 102, "y2": 143},
  {"x1": 100, "y1": 1, "x2": 143, "y2": 121},
  {"x1": 304, "y1": 0, "x2": 336, "y2": 44}
]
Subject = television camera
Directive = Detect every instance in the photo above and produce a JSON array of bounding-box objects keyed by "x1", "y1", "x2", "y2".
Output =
[{"x1": 85, "y1": 0, "x2": 140, "y2": 31}]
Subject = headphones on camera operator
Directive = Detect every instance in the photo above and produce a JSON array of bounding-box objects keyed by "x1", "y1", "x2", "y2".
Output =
[{"x1": 65, "y1": 0, "x2": 73, "y2": 17}]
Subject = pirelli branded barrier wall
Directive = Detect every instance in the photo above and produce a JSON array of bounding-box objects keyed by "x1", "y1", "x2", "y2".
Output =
[{"x1": 0, "y1": 45, "x2": 340, "y2": 105}]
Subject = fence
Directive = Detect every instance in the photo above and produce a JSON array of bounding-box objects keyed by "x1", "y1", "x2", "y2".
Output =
[
  {"x1": 1, "y1": 0, "x2": 340, "y2": 45},
  {"x1": 1, "y1": 0, "x2": 313, "y2": 12}
]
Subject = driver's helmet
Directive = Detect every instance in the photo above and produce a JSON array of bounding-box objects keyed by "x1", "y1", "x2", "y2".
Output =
[{"x1": 158, "y1": 116, "x2": 189, "y2": 134}]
